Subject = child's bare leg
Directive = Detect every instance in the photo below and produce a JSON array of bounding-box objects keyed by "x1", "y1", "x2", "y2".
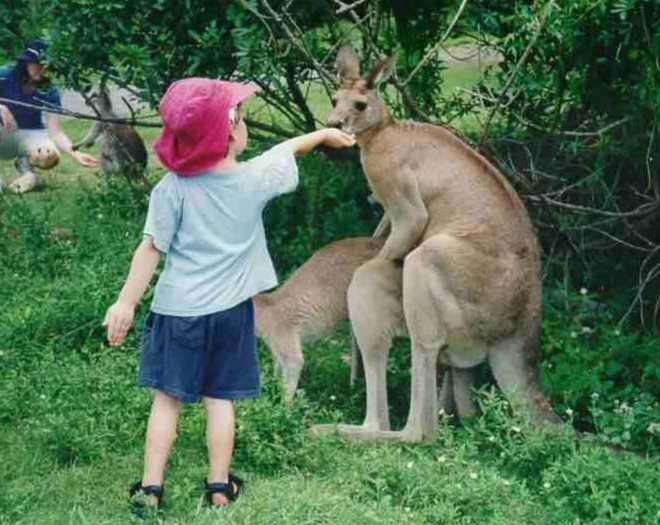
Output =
[
  {"x1": 203, "y1": 396, "x2": 235, "y2": 506},
  {"x1": 142, "y1": 390, "x2": 181, "y2": 503}
]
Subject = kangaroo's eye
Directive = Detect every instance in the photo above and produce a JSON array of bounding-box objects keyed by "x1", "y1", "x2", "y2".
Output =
[
  {"x1": 331, "y1": 98, "x2": 338, "y2": 107},
  {"x1": 354, "y1": 101, "x2": 367, "y2": 111}
]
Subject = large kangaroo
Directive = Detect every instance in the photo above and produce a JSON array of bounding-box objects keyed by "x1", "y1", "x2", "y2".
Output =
[
  {"x1": 313, "y1": 46, "x2": 559, "y2": 442},
  {"x1": 253, "y1": 235, "x2": 478, "y2": 419}
]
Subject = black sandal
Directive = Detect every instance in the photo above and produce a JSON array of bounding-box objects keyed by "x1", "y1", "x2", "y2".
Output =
[
  {"x1": 129, "y1": 481, "x2": 164, "y2": 515},
  {"x1": 205, "y1": 473, "x2": 243, "y2": 506}
]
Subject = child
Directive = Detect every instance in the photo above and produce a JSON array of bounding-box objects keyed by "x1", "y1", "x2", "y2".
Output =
[{"x1": 103, "y1": 77, "x2": 355, "y2": 509}]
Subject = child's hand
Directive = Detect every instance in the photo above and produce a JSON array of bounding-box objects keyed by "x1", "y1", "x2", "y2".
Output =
[
  {"x1": 103, "y1": 299, "x2": 136, "y2": 346},
  {"x1": 321, "y1": 128, "x2": 356, "y2": 149}
]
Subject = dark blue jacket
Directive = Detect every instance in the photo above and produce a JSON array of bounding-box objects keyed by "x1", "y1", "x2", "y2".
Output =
[{"x1": 0, "y1": 65, "x2": 61, "y2": 129}]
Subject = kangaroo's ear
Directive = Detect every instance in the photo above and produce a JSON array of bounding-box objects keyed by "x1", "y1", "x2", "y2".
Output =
[
  {"x1": 365, "y1": 55, "x2": 396, "y2": 89},
  {"x1": 335, "y1": 45, "x2": 360, "y2": 87}
]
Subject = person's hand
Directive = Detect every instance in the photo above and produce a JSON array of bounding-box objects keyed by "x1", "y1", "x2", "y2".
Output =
[
  {"x1": 0, "y1": 104, "x2": 17, "y2": 133},
  {"x1": 72, "y1": 150, "x2": 99, "y2": 168},
  {"x1": 321, "y1": 128, "x2": 356, "y2": 149},
  {"x1": 103, "y1": 299, "x2": 136, "y2": 346}
]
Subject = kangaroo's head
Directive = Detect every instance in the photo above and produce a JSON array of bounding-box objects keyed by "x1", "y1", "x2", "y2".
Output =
[
  {"x1": 327, "y1": 46, "x2": 395, "y2": 136},
  {"x1": 88, "y1": 87, "x2": 114, "y2": 117}
]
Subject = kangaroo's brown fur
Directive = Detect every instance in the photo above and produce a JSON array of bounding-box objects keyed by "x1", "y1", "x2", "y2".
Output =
[
  {"x1": 313, "y1": 46, "x2": 559, "y2": 442},
  {"x1": 253, "y1": 237, "x2": 383, "y2": 399},
  {"x1": 254, "y1": 235, "x2": 479, "y2": 420}
]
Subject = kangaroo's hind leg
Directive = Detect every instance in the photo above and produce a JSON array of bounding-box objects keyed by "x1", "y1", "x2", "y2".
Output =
[
  {"x1": 321, "y1": 235, "x2": 460, "y2": 442},
  {"x1": 438, "y1": 366, "x2": 479, "y2": 420},
  {"x1": 311, "y1": 257, "x2": 404, "y2": 437},
  {"x1": 451, "y1": 367, "x2": 478, "y2": 419},
  {"x1": 489, "y1": 328, "x2": 560, "y2": 425},
  {"x1": 349, "y1": 234, "x2": 470, "y2": 442}
]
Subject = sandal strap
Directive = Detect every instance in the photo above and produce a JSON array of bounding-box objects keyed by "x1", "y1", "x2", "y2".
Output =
[
  {"x1": 206, "y1": 474, "x2": 243, "y2": 502},
  {"x1": 142, "y1": 485, "x2": 163, "y2": 497},
  {"x1": 130, "y1": 481, "x2": 163, "y2": 501},
  {"x1": 206, "y1": 482, "x2": 231, "y2": 493}
]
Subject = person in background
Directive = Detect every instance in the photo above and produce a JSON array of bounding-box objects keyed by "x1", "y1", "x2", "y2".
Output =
[{"x1": 0, "y1": 39, "x2": 97, "y2": 193}]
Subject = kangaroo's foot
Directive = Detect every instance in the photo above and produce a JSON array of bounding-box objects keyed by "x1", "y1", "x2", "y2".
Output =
[{"x1": 309, "y1": 423, "x2": 427, "y2": 442}]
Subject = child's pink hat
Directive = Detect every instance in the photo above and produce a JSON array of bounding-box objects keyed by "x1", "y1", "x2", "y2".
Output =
[{"x1": 153, "y1": 77, "x2": 258, "y2": 176}]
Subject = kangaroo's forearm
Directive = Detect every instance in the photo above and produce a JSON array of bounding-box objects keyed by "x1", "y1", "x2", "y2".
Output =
[
  {"x1": 74, "y1": 122, "x2": 102, "y2": 149},
  {"x1": 372, "y1": 214, "x2": 390, "y2": 238},
  {"x1": 378, "y1": 211, "x2": 427, "y2": 260}
]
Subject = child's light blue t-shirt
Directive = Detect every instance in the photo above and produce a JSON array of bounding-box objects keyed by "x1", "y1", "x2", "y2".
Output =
[{"x1": 144, "y1": 144, "x2": 299, "y2": 316}]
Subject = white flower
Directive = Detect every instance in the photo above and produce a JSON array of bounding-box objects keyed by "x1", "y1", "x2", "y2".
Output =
[
  {"x1": 591, "y1": 392, "x2": 600, "y2": 400},
  {"x1": 580, "y1": 287, "x2": 587, "y2": 295},
  {"x1": 406, "y1": 461, "x2": 413, "y2": 469},
  {"x1": 646, "y1": 423, "x2": 659, "y2": 435},
  {"x1": 565, "y1": 408, "x2": 573, "y2": 417},
  {"x1": 614, "y1": 330, "x2": 621, "y2": 336},
  {"x1": 502, "y1": 480, "x2": 511, "y2": 486},
  {"x1": 511, "y1": 426, "x2": 521, "y2": 433},
  {"x1": 404, "y1": 507, "x2": 411, "y2": 513},
  {"x1": 329, "y1": 395, "x2": 336, "y2": 401},
  {"x1": 580, "y1": 326, "x2": 593, "y2": 335},
  {"x1": 437, "y1": 455, "x2": 447, "y2": 463},
  {"x1": 469, "y1": 472, "x2": 478, "y2": 480},
  {"x1": 40, "y1": 394, "x2": 46, "y2": 400},
  {"x1": 438, "y1": 408, "x2": 446, "y2": 416},
  {"x1": 488, "y1": 435, "x2": 496, "y2": 442},
  {"x1": 543, "y1": 482, "x2": 551, "y2": 489}
]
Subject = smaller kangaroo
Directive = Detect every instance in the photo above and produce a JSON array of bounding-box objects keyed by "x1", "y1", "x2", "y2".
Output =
[
  {"x1": 254, "y1": 236, "x2": 385, "y2": 400},
  {"x1": 74, "y1": 87, "x2": 147, "y2": 183},
  {"x1": 253, "y1": 234, "x2": 478, "y2": 419}
]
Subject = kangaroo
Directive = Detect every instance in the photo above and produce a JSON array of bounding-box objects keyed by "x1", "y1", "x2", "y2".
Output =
[
  {"x1": 74, "y1": 87, "x2": 147, "y2": 183},
  {"x1": 253, "y1": 233, "x2": 479, "y2": 419},
  {"x1": 312, "y1": 46, "x2": 559, "y2": 443},
  {"x1": 254, "y1": 236, "x2": 386, "y2": 400}
]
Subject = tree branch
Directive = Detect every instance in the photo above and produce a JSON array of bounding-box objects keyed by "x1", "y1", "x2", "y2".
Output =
[
  {"x1": 479, "y1": 0, "x2": 556, "y2": 145},
  {"x1": 401, "y1": 0, "x2": 470, "y2": 86},
  {"x1": 0, "y1": 97, "x2": 161, "y2": 127}
]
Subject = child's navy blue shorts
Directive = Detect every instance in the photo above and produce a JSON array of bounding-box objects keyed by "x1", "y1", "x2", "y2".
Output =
[{"x1": 137, "y1": 298, "x2": 260, "y2": 403}]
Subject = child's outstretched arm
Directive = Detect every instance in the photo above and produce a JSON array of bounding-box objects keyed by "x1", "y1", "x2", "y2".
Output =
[
  {"x1": 103, "y1": 237, "x2": 161, "y2": 346},
  {"x1": 281, "y1": 128, "x2": 355, "y2": 156}
]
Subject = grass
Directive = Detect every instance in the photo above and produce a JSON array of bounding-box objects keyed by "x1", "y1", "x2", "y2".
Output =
[
  {"x1": 1, "y1": 64, "x2": 659, "y2": 524},
  {"x1": 1, "y1": 335, "x2": 658, "y2": 524}
]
